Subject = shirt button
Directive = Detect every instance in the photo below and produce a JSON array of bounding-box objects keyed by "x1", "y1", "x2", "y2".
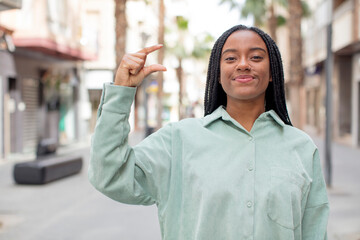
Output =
[
  {"x1": 247, "y1": 201, "x2": 253, "y2": 208},
  {"x1": 248, "y1": 136, "x2": 253, "y2": 141},
  {"x1": 248, "y1": 166, "x2": 253, "y2": 171}
]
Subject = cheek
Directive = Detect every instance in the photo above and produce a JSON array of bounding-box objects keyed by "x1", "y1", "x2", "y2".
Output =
[
  {"x1": 219, "y1": 66, "x2": 225, "y2": 83},
  {"x1": 220, "y1": 65, "x2": 232, "y2": 82}
]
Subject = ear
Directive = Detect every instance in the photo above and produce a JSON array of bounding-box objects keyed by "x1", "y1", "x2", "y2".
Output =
[{"x1": 269, "y1": 76, "x2": 272, "y2": 82}]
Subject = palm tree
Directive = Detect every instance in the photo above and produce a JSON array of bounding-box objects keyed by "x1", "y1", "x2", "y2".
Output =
[
  {"x1": 287, "y1": 0, "x2": 303, "y2": 127},
  {"x1": 114, "y1": 0, "x2": 127, "y2": 68},
  {"x1": 168, "y1": 16, "x2": 212, "y2": 120},
  {"x1": 220, "y1": 0, "x2": 285, "y2": 42},
  {"x1": 170, "y1": 16, "x2": 189, "y2": 120},
  {"x1": 156, "y1": 0, "x2": 165, "y2": 129}
]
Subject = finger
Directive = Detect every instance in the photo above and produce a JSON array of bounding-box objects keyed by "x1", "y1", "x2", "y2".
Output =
[
  {"x1": 126, "y1": 56, "x2": 145, "y2": 75},
  {"x1": 122, "y1": 59, "x2": 141, "y2": 72},
  {"x1": 126, "y1": 55, "x2": 145, "y2": 65},
  {"x1": 138, "y1": 44, "x2": 163, "y2": 55},
  {"x1": 131, "y1": 52, "x2": 147, "y2": 59},
  {"x1": 120, "y1": 53, "x2": 145, "y2": 68},
  {"x1": 142, "y1": 64, "x2": 167, "y2": 78}
]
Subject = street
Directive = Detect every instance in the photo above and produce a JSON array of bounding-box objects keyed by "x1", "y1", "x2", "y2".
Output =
[
  {"x1": 0, "y1": 133, "x2": 359, "y2": 240},
  {"x1": 312, "y1": 136, "x2": 360, "y2": 240},
  {"x1": 0, "y1": 135, "x2": 162, "y2": 240}
]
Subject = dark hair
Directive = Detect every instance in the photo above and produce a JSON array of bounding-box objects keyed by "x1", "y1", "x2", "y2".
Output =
[{"x1": 204, "y1": 24, "x2": 292, "y2": 126}]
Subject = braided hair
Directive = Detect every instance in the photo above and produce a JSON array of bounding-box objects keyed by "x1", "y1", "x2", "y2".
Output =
[{"x1": 204, "y1": 24, "x2": 292, "y2": 126}]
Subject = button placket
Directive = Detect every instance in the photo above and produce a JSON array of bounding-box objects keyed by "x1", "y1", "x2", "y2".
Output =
[
  {"x1": 244, "y1": 133, "x2": 255, "y2": 237},
  {"x1": 248, "y1": 135, "x2": 254, "y2": 171}
]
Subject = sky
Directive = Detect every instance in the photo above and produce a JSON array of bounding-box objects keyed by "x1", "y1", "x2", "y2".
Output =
[
  {"x1": 188, "y1": 0, "x2": 252, "y2": 37},
  {"x1": 167, "y1": 0, "x2": 252, "y2": 39}
]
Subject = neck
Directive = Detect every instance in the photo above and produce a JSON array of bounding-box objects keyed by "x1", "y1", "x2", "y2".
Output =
[{"x1": 225, "y1": 97, "x2": 266, "y2": 132}]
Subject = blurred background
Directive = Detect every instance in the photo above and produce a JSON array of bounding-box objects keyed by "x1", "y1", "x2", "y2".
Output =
[{"x1": 0, "y1": 0, "x2": 359, "y2": 239}]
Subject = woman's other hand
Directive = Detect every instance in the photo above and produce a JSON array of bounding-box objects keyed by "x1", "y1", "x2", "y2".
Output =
[{"x1": 114, "y1": 44, "x2": 166, "y2": 87}]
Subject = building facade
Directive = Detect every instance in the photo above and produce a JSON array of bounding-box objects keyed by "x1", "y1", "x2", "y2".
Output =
[
  {"x1": 0, "y1": 0, "x2": 95, "y2": 159},
  {"x1": 303, "y1": 0, "x2": 360, "y2": 147}
]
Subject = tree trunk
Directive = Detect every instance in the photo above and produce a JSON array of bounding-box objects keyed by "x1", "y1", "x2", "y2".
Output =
[
  {"x1": 268, "y1": 3, "x2": 277, "y2": 43},
  {"x1": 114, "y1": 0, "x2": 127, "y2": 69},
  {"x1": 288, "y1": 0, "x2": 303, "y2": 128},
  {"x1": 176, "y1": 58, "x2": 183, "y2": 120},
  {"x1": 156, "y1": 0, "x2": 165, "y2": 129}
]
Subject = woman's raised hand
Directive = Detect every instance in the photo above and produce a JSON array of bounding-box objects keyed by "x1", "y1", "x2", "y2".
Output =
[{"x1": 114, "y1": 44, "x2": 166, "y2": 87}]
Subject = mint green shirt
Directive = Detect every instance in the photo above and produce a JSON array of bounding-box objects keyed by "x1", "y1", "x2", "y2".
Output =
[{"x1": 89, "y1": 83, "x2": 329, "y2": 240}]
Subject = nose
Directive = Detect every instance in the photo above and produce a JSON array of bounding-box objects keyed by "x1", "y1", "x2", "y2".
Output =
[{"x1": 236, "y1": 57, "x2": 251, "y2": 71}]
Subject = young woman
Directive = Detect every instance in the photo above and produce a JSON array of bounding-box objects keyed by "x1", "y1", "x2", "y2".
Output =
[{"x1": 89, "y1": 25, "x2": 329, "y2": 239}]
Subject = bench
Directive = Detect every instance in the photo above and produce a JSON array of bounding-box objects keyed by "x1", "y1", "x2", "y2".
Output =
[{"x1": 13, "y1": 138, "x2": 83, "y2": 185}]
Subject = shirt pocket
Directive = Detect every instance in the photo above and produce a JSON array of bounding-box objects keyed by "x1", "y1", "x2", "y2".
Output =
[{"x1": 266, "y1": 167, "x2": 310, "y2": 230}]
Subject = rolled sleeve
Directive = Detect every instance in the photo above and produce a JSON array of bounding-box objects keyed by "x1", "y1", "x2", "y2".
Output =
[
  {"x1": 97, "y1": 83, "x2": 136, "y2": 117},
  {"x1": 302, "y1": 149, "x2": 329, "y2": 240},
  {"x1": 89, "y1": 83, "x2": 172, "y2": 206}
]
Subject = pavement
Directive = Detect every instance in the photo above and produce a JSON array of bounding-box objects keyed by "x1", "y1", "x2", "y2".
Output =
[
  {"x1": 311, "y1": 136, "x2": 360, "y2": 240},
  {"x1": 0, "y1": 132, "x2": 161, "y2": 240},
  {"x1": 0, "y1": 131, "x2": 359, "y2": 240}
]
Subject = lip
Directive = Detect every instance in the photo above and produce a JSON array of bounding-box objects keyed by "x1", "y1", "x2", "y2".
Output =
[{"x1": 233, "y1": 75, "x2": 254, "y2": 83}]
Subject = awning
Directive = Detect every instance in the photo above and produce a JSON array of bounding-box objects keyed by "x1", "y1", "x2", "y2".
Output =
[{"x1": 13, "y1": 38, "x2": 97, "y2": 61}]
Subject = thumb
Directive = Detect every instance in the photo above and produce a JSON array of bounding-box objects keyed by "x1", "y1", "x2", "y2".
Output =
[{"x1": 142, "y1": 64, "x2": 167, "y2": 78}]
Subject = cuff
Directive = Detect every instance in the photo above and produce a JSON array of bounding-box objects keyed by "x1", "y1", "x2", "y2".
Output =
[{"x1": 100, "y1": 82, "x2": 137, "y2": 114}]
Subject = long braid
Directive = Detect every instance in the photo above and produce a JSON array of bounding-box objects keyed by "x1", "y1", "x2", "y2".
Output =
[{"x1": 204, "y1": 24, "x2": 292, "y2": 126}]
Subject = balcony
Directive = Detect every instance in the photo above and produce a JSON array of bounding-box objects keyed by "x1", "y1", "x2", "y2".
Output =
[
  {"x1": 332, "y1": 0, "x2": 355, "y2": 52},
  {"x1": 0, "y1": 0, "x2": 21, "y2": 11}
]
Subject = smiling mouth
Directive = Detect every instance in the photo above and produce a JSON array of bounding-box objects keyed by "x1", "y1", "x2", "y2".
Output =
[{"x1": 233, "y1": 75, "x2": 254, "y2": 83}]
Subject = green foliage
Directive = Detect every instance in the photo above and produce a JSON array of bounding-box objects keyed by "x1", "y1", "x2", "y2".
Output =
[
  {"x1": 219, "y1": 0, "x2": 312, "y2": 26},
  {"x1": 219, "y1": 0, "x2": 267, "y2": 26},
  {"x1": 277, "y1": 0, "x2": 288, "y2": 7},
  {"x1": 219, "y1": 0, "x2": 239, "y2": 10},
  {"x1": 174, "y1": 45, "x2": 188, "y2": 59},
  {"x1": 240, "y1": 0, "x2": 266, "y2": 26},
  {"x1": 277, "y1": 15, "x2": 286, "y2": 26},
  {"x1": 301, "y1": 0, "x2": 311, "y2": 18},
  {"x1": 192, "y1": 34, "x2": 214, "y2": 59},
  {"x1": 176, "y1": 16, "x2": 189, "y2": 30}
]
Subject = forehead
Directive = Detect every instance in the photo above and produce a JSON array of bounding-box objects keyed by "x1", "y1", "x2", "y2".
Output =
[{"x1": 222, "y1": 30, "x2": 267, "y2": 51}]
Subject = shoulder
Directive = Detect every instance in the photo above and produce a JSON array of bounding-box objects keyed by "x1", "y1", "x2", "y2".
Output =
[
  {"x1": 171, "y1": 117, "x2": 204, "y2": 130},
  {"x1": 153, "y1": 117, "x2": 204, "y2": 135},
  {"x1": 283, "y1": 124, "x2": 318, "y2": 153}
]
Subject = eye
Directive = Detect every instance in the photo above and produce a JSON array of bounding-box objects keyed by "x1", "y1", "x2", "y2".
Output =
[
  {"x1": 224, "y1": 56, "x2": 236, "y2": 61},
  {"x1": 251, "y1": 55, "x2": 263, "y2": 61}
]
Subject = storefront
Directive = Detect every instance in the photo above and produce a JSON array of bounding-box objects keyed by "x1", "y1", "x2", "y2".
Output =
[{"x1": 0, "y1": 50, "x2": 16, "y2": 159}]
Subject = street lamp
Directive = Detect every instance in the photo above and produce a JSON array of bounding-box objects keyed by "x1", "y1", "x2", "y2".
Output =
[{"x1": 324, "y1": 0, "x2": 333, "y2": 187}]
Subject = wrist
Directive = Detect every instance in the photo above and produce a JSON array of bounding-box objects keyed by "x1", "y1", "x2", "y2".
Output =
[{"x1": 114, "y1": 80, "x2": 136, "y2": 87}]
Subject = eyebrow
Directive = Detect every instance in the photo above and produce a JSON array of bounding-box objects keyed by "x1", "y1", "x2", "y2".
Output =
[{"x1": 221, "y1": 47, "x2": 267, "y2": 55}]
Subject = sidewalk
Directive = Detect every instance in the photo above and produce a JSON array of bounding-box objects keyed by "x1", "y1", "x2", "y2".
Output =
[
  {"x1": 0, "y1": 139, "x2": 91, "y2": 166},
  {"x1": 311, "y1": 136, "x2": 360, "y2": 240},
  {"x1": 0, "y1": 131, "x2": 161, "y2": 240}
]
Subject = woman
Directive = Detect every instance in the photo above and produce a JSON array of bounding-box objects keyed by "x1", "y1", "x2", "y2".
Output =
[{"x1": 89, "y1": 25, "x2": 329, "y2": 239}]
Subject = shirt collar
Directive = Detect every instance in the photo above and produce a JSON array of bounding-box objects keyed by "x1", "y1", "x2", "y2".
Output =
[
  {"x1": 203, "y1": 106, "x2": 285, "y2": 128},
  {"x1": 203, "y1": 106, "x2": 224, "y2": 126},
  {"x1": 267, "y1": 110, "x2": 286, "y2": 127}
]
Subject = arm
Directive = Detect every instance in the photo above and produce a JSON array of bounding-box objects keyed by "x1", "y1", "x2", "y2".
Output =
[
  {"x1": 302, "y1": 149, "x2": 329, "y2": 240},
  {"x1": 88, "y1": 45, "x2": 170, "y2": 205},
  {"x1": 88, "y1": 83, "x2": 172, "y2": 205}
]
